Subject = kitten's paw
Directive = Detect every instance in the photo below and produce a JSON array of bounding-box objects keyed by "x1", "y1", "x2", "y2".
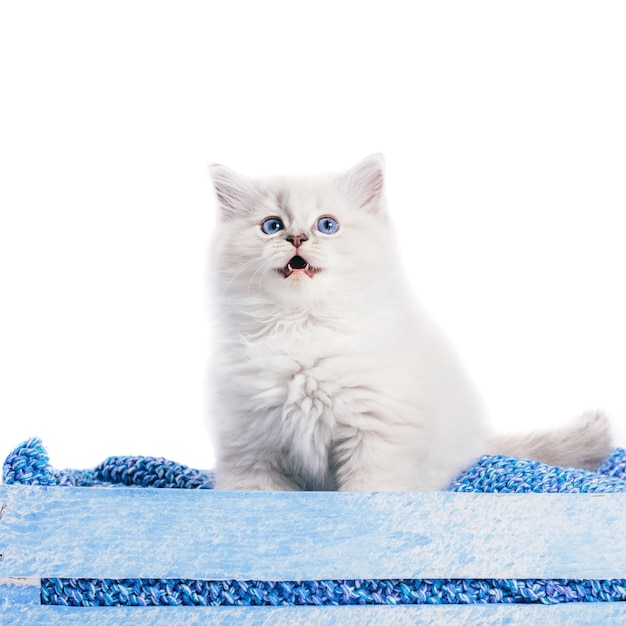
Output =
[
  {"x1": 214, "y1": 472, "x2": 298, "y2": 491},
  {"x1": 338, "y1": 475, "x2": 413, "y2": 492}
]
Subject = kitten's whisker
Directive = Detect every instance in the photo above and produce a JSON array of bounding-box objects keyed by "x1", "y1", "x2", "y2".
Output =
[
  {"x1": 248, "y1": 257, "x2": 277, "y2": 296},
  {"x1": 217, "y1": 255, "x2": 265, "y2": 297},
  {"x1": 218, "y1": 266, "x2": 253, "y2": 294}
]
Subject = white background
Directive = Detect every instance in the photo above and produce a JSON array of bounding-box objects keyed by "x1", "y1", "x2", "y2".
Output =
[{"x1": 1, "y1": 1, "x2": 625, "y2": 471}]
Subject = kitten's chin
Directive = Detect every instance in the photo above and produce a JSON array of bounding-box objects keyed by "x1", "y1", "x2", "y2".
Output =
[{"x1": 276, "y1": 255, "x2": 321, "y2": 280}]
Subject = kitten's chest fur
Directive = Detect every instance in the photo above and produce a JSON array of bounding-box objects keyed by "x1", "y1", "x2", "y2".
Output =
[{"x1": 217, "y1": 312, "x2": 429, "y2": 489}]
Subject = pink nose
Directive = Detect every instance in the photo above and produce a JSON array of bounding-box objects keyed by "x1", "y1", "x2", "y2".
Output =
[{"x1": 286, "y1": 234, "x2": 308, "y2": 248}]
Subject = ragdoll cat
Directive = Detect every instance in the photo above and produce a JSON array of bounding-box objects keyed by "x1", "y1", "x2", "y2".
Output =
[{"x1": 209, "y1": 155, "x2": 611, "y2": 491}]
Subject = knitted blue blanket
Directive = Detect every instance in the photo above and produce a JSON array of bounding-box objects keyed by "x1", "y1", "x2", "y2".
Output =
[{"x1": 3, "y1": 438, "x2": 626, "y2": 606}]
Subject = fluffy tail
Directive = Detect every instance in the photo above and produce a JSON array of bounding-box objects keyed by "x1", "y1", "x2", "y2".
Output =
[{"x1": 484, "y1": 410, "x2": 613, "y2": 470}]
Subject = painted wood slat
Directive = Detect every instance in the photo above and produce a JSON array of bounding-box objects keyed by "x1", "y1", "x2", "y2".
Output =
[
  {"x1": 0, "y1": 577, "x2": 40, "y2": 606},
  {"x1": 1, "y1": 486, "x2": 625, "y2": 580},
  {"x1": 2, "y1": 603, "x2": 626, "y2": 626}
]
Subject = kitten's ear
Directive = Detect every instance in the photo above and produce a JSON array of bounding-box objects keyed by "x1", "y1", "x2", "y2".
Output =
[
  {"x1": 340, "y1": 154, "x2": 387, "y2": 215},
  {"x1": 210, "y1": 163, "x2": 259, "y2": 220}
]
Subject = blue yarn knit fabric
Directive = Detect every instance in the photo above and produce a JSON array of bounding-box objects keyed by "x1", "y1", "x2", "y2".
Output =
[
  {"x1": 2, "y1": 438, "x2": 215, "y2": 489},
  {"x1": 3, "y1": 438, "x2": 626, "y2": 607}
]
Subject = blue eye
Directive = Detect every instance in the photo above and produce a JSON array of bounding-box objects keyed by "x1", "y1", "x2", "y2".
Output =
[
  {"x1": 316, "y1": 216, "x2": 339, "y2": 235},
  {"x1": 261, "y1": 217, "x2": 284, "y2": 235}
]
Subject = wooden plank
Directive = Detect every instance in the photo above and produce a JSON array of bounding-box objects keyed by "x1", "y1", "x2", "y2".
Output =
[
  {"x1": 1, "y1": 486, "x2": 625, "y2": 579},
  {"x1": 2, "y1": 603, "x2": 626, "y2": 626},
  {"x1": 0, "y1": 577, "x2": 39, "y2": 606}
]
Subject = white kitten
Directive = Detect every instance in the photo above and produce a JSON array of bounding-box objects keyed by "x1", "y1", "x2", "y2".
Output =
[{"x1": 209, "y1": 155, "x2": 611, "y2": 491}]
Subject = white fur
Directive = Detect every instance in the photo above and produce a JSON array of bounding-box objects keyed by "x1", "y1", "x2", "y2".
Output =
[{"x1": 209, "y1": 155, "x2": 612, "y2": 491}]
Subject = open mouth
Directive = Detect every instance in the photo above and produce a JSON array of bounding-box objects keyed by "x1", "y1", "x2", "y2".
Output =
[{"x1": 278, "y1": 255, "x2": 320, "y2": 279}]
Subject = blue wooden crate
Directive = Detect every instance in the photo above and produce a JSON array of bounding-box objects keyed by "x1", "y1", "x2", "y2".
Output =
[{"x1": 1, "y1": 485, "x2": 625, "y2": 624}]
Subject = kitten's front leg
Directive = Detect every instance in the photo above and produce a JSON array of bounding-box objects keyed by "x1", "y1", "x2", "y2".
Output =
[
  {"x1": 213, "y1": 404, "x2": 301, "y2": 490},
  {"x1": 333, "y1": 425, "x2": 420, "y2": 491}
]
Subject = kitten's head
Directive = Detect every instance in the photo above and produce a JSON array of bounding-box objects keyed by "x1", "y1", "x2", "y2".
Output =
[{"x1": 210, "y1": 155, "x2": 398, "y2": 309}]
